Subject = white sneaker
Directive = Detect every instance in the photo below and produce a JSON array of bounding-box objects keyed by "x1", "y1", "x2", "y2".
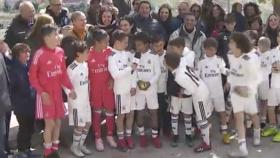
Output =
[
  {"x1": 228, "y1": 148, "x2": 248, "y2": 158},
  {"x1": 95, "y1": 138, "x2": 104, "y2": 151},
  {"x1": 71, "y1": 145, "x2": 85, "y2": 157},
  {"x1": 106, "y1": 136, "x2": 117, "y2": 148},
  {"x1": 80, "y1": 145, "x2": 92, "y2": 155}
]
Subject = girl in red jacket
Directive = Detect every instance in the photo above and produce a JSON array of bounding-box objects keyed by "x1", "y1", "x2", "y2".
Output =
[{"x1": 29, "y1": 24, "x2": 76, "y2": 158}]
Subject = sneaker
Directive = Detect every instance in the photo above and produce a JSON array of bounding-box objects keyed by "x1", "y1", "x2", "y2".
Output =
[
  {"x1": 106, "y1": 136, "x2": 117, "y2": 148},
  {"x1": 194, "y1": 142, "x2": 211, "y2": 153},
  {"x1": 126, "y1": 137, "x2": 135, "y2": 149},
  {"x1": 14, "y1": 152, "x2": 28, "y2": 158},
  {"x1": 71, "y1": 145, "x2": 85, "y2": 158},
  {"x1": 117, "y1": 139, "x2": 128, "y2": 152},
  {"x1": 170, "y1": 135, "x2": 179, "y2": 147},
  {"x1": 185, "y1": 134, "x2": 194, "y2": 147},
  {"x1": 273, "y1": 131, "x2": 280, "y2": 142},
  {"x1": 95, "y1": 138, "x2": 104, "y2": 151},
  {"x1": 261, "y1": 127, "x2": 278, "y2": 137},
  {"x1": 139, "y1": 135, "x2": 148, "y2": 148},
  {"x1": 152, "y1": 136, "x2": 162, "y2": 148},
  {"x1": 79, "y1": 145, "x2": 92, "y2": 155},
  {"x1": 228, "y1": 148, "x2": 248, "y2": 158},
  {"x1": 223, "y1": 132, "x2": 231, "y2": 144}
]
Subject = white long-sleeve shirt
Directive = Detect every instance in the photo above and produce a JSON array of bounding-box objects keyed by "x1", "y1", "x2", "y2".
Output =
[
  {"x1": 67, "y1": 61, "x2": 90, "y2": 107},
  {"x1": 157, "y1": 51, "x2": 168, "y2": 93},
  {"x1": 108, "y1": 49, "x2": 137, "y2": 94},
  {"x1": 270, "y1": 47, "x2": 280, "y2": 88},
  {"x1": 136, "y1": 50, "x2": 161, "y2": 94},
  {"x1": 228, "y1": 53, "x2": 259, "y2": 96},
  {"x1": 259, "y1": 50, "x2": 273, "y2": 82},
  {"x1": 198, "y1": 55, "x2": 228, "y2": 98}
]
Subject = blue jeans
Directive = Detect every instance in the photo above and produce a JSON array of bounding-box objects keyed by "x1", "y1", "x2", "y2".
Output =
[{"x1": 0, "y1": 115, "x2": 7, "y2": 158}]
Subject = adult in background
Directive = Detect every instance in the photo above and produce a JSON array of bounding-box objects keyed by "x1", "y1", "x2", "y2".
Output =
[
  {"x1": 170, "y1": 13, "x2": 206, "y2": 67},
  {"x1": 45, "y1": 0, "x2": 70, "y2": 28},
  {"x1": 263, "y1": 13, "x2": 280, "y2": 49},
  {"x1": 190, "y1": 3, "x2": 205, "y2": 32},
  {"x1": 0, "y1": 41, "x2": 12, "y2": 158},
  {"x1": 97, "y1": 7, "x2": 117, "y2": 38},
  {"x1": 231, "y1": 2, "x2": 245, "y2": 32},
  {"x1": 4, "y1": 1, "x2": 35, "y2": 49},
  {"x1": 113, "y1": 0, "x2": 130, "y2": 17},
  {"x1": 133, "y1": 1, "x2": 167, "y2": 41},
  {"x1": 87, "y1": 0, "x2": 101, "y2": 25},
  {"x1": 157, "y1": 4, "x2": 180, "y2": 40},
  {"x1": 205, "y1": 4, "x2": 225, "y2": 38},
  {"x1": 243, "y1": 2, "x2": 261, "y2": 30},
  {"x1": 129, "y1": 0, "x2": 141, "y2": 16}
]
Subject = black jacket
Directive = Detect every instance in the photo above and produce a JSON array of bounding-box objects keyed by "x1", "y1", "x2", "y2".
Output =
[
  {"x1": 217, "y1": 30, "x2": 232, "y2": 68},
  {"x1": 4, "y1": 15, "x2": 33, "y2": 49},
  {"x1": 46, "y1": 6, "x2": 70, "y2": 27},
  {"x1": 167, "y1": 71, "x2": 191, "y2": 98},
  {"x1": 9, "y1": 59, "x2": 35, "y2": 116}
]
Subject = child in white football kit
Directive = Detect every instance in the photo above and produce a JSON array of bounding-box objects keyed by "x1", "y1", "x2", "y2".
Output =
[
  {"x1": 262, "y1": 31, "x2": 280, "y2": 142},
  {"x1": 227, "y1": 32, "x2": 260, "y2": 158},
  {"x1": 108, "y1": 30, "x2": 137, "y2": 152},
  {"x1": 151, "y1": 35, "x2": 171, "y2": 137},
  {"x1": 134, "y1": 32, "x2": 162, "y2": 148},
  {"x1": 164, "y1": 52, "x2": 212, "y2": 153},
  {"x1": 67, "y1": 41, "x2": 92, "y2": 157},
  {"x1": 167, "y1": 37, "x2": 196, "y2": 147},
  {"x1": 198, "y1": 38, "x2": 230, "y2": 144},
  {"x1": 257, "y1": 37, "x2": 272, "y2": 129}
]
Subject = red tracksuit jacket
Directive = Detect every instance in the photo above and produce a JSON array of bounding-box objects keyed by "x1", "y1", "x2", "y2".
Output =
[{"x1": 29, "y1": 46, "x2": 73, "y2": 119}]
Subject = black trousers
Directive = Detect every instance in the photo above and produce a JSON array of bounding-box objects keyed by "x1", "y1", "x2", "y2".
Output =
[
  {"x1": 5, "y1": 112, "x2": 11, "y2": 153},
  {"x1": 157, "y1": 93, "x2": 171, "y2": 133},
  {"x1": 15, "y1": 114, "x2": 35, "y2": 152}
]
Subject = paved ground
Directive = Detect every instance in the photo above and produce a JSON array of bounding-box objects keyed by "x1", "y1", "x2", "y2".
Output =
[{"x1": 8, "y1": 112, "x2": 280, "y2": 158}]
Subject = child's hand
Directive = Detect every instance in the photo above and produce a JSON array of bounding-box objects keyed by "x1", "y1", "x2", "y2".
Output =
[
  {"x1": 41, "y1": 92, "x2": 52, "y2": 106},
  {"x1": 233, "y1": 86, "x2": 249, "y2": 98},
  {"x1": 130, "y1": 88, "x2": 136, "y2": 96},
  {"x1": 69, "y1": 90, "x2": 77, "y2": 100}
]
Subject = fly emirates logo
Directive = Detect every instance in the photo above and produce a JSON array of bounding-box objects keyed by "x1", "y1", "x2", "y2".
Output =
[
  {"x1": 93, "y1": 64, "x2": 108, "y2": 73},
  {"x1": 47, "y1": 65, "x2": 62, "y2": 78}
]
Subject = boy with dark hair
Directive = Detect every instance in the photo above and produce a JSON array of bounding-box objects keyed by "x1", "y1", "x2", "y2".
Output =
[
  {"x1": 87, "y1": 28, "x2": 117, "y2": 151},
  {"x1": 164, "y1": 52, "x2": 212, "y2": 153},
  {"x1": 10, "y1": 43, "x2": 39, "y2": 158},
  {"x1": 197, "y1": 38, "x2": 230, "y2": 144},
  {"x1": 67, "y1": 40, "x2": 92, "y2": 157},
  {"x1": 29, "y1": 24, "x2": 77, "y2": 158},
  {"x1": 133, "y1": 32, "x2": 162, "y2": 148},
  {"x1": 108, "y1": 30, "x2": 137, "y2": 152},
  {"x1": 167, "y1": 37, "x2": 195, "y2": 147},
  {"x1": 151, "y1": 35, "x2": 171, "y2": 137}
]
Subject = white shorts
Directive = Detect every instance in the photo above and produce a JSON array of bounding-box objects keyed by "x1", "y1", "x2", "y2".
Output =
[
  {"x1": 115, "y1": 93, "x2": 136, "y2": 115},
  {"x1": 230, "y1": 92, "x2": 258, "y2": 114},
  {"x1": 258, "y1": 81, "x2": 269, "y2": 100},
  {"x1": 192, "y1": 93, "x2": 212, "y2": 122},
  {"x1": 170, "y1": 96, "x2": 193, "y2": 115},
  {"x1": 210, "y1": 97, "x2": 226, "y2": 112},
  {"x1": 135, "y1": 92, "x2": 159, "y2": 110},
  {"x1": 69, "y1": 104, "x2": 92, "y2": 127},
  {"x1": 268, "y1": 88, "x2": 280, "y2": 106}
]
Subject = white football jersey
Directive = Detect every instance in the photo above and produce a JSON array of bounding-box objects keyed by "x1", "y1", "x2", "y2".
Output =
[
  {"x1": 157, "y1": 51, "x2": 168, "y2": 93},
  {"x1": 270, "y1": 47, "x2": 280, "y2": 88},
  {"x1": 248, "y1": 48, "x2": 262, "y2": 86},
  {"x1": 67, "y1": 61, "x2": 90, "y2": 107},
  {"x1": 181, "y1": 47, "x2": 195, "y2": 69},
  {"x1": 228, "y1": 53, "x2": 259, "y2": 96},
  {"x1": 198, "y1": 55, "x2": 228, "y2": 98},
  {"x1": 108, "y1": 49, "x2": 137, "y2": 94},
  {"x1": 136, "y1": 50, "x2": 161, "y2": 93},
  {"x1": 259, "y1": 50, "x2": 273, "y2": 81}
]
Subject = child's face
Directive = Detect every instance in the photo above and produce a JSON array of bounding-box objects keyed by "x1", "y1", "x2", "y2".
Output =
[
  {"x1": 135, "y1": 40, "x2": 149, "y2": 53},
  {"x1": 205, "y1": 47, "x2": 217, "y2": 57},
  {"x1": 152, "y1": 41, "x2": 165, "y2": 54},
  {"x1": 225, "y1": 22, "x2": 236, "y2": 32},
  {"x1": 78, "y1": 50, "x2": 89, "y2": 62},
  {"x1": 258, "y1": 44, "x2": 267, "y2": 53},
  {"x1": 44, "y1": 31, "x2": 60, "y2": 48},
  {"x1": 19, "y1": 51, "x2": 30, "y2": 64},
  {"x1": 96, "y1": 36, "x2": 109, "y2": 50},
  {"x1": 167, "y1": 45, "x2": 184, "y2": 56},
  {"x1": 229, "y1": 39, "x2": 241, "y2": 57},
  {"x1": 118, "y1": 37, "x2": 129, "y2": 50}
]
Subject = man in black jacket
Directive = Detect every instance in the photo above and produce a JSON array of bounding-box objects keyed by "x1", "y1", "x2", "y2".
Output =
[
  {"x1": 4, "y1": 1, "x2": 35, "y2": 49},
  {"x1": 45, "y1": 0, "x2": 70, "y2": 28}
]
